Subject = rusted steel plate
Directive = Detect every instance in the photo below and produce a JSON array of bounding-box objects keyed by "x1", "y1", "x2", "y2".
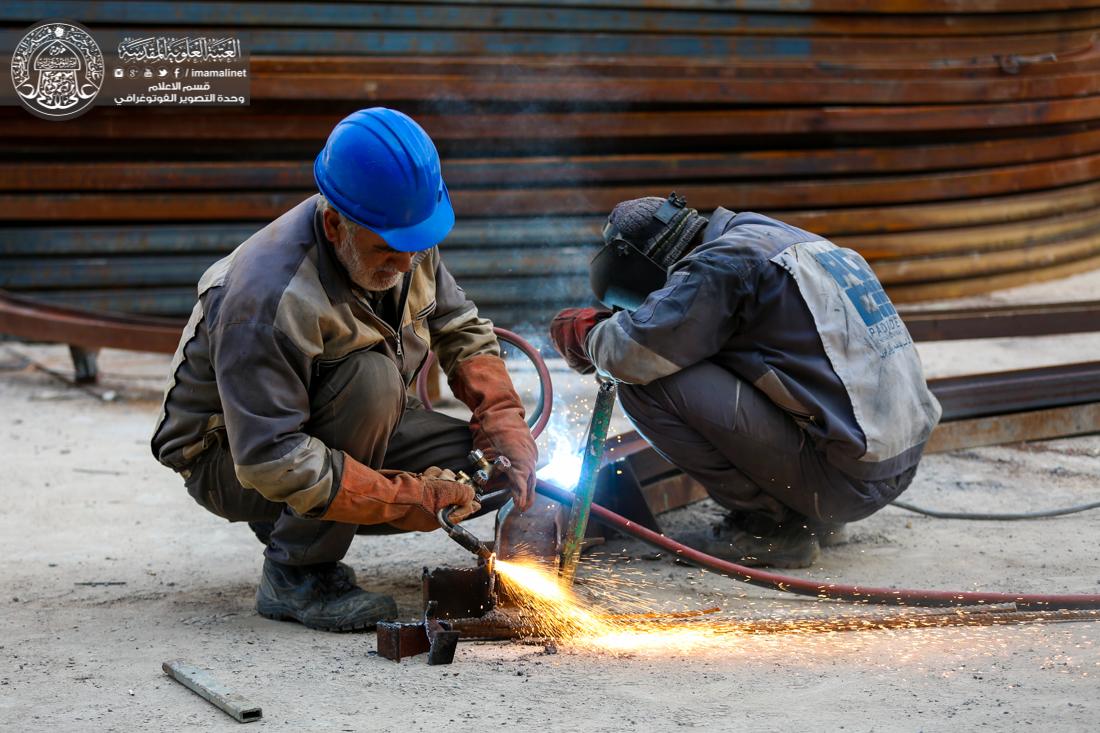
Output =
[
  {"x1": 902, "y1": 300, "x2": 1100, "y2": 341},
  {"x1": 0, "y1": 290, "x2": 182, "y2": 353},
  {"x1": 0, "y1": 224, "x2": 259, "y2": 255},
  {"x1": 375, "y1": 622, "x2": 431, "y2": 662},
  {"x1": 13, "y1": 0, "x2": 1100, "y2": 20},
  {"x1": 254, "y1": 48, "x2": 1100, "y2": 79},
  {"x1": 0, "y1": 255, "x2": 219, "y2": 289},
  {"x1": 1, "y1": 22, "x2": 1091, "y2": 62},
  {"x1": 926, "y1": 403, "x2": 1100, "y2": 453},
  {"x1": 8, "y1": 97, "x2": 1100, "y2": 141},
  {"x1": 838, "y1": 208, "x2": 1100, "y2": 259},
  {"x1": 3, "y1": 183, "x2": 1087, "y2": 243},
  {"x1": 93, "y1": 26, "x2": 1100, "y2": 61},
  {"x1": 931, "y1": 361, "x2": 1100, "y2": 421},
  {"x1": 785, "y1": 180, "x2": 1100, "y2": 236},
  {"x1": 250, "y1": 69, "x2": 1100, "y2": 104},
  {"x1": 375, "y1": 0, "x2": 1100, "y2": 12},
  {"x1": 15, "y1": 127, "x2": 1100, "y2": 191},
  {"x1": 422, "y1": 565, "x2": 496, "y2": 620},
  {"x1": 873, "y1": 231, "x2": 1100, "y2": 284},
  {"x1": 9, "y1": 182, "x2": 1100, "y2": 244},
  {"x1": 887, "y1": 252, "x2": 1100, "y2": 302},
  {"x1": 0, "y1": 249, "x2": 589, "y2": 288},
  {"x1": 10, "y1": 152, "x2": 1100, "y2": 219},
  {"x1": 24, "y1": 288, "x2": 199, "y2": 317},
  {"x1": 8, "y1": 2, "x2": 1100, "y2": 37}
]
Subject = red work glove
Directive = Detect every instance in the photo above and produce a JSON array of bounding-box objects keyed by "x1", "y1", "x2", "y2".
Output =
[
  {"x1": 549, "y1": 307, "x2": 612, "y2": 374},
  {"x1": 322, "y1": 458, "x2": 479, "y2": 532},
  {"x1": 449, "y1": 354, "x2": 539, "y2": 511}
]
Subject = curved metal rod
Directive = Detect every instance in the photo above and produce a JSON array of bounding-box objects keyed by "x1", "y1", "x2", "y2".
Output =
[
  {"x1": 436, "y1": 488, "x2": 509, "y2": 561},
  {"x1": 416, "y1": 326, "x2": 554, "y2": 439}
]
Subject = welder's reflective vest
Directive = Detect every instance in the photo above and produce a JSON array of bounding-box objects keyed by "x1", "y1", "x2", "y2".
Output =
[{"x1": 586, "y1": 208, "x2": 942, "y2": 481}]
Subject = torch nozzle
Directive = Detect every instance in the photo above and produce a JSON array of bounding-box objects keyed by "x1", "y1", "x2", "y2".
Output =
[{"x1": 437, "y1": 504, "x2": 495, "y2": 561}]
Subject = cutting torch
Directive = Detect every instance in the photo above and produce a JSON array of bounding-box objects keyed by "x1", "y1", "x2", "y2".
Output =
[{"x1": 436, "y1": 449, "x2": 511, "y2": 562}]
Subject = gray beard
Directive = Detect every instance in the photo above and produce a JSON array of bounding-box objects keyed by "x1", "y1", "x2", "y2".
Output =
[{"x1": 332, "y1": 228, "x2": 404, "y2": 292}]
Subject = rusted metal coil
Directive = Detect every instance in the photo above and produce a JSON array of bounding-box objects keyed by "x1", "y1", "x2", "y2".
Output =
[
  {"x1": 5, "y1": 2, "x2": 1100, "y2": 306},
  {"x1": 10, "y1": 100, "x2": 1100, "y2": 140},
  {"x1": 9, "y1": 2, "x2": 1100, "y2": 37}
]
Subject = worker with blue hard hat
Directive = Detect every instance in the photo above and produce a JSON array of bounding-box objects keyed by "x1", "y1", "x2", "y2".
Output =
[{"x1": 152, "y1": 108, "x2": 538, "y2": 632}]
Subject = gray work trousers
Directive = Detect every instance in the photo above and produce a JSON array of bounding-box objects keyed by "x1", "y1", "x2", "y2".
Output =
[
  {"x1": 183, "y1": 350, "x2": 498, "y2": 565},
  {"x1": 617, "y1": 361, "x2": 916, "y2": 526}
]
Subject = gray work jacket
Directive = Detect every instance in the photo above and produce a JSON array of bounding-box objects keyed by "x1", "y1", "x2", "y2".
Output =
[
  {"x1": 586, "y1": 208, "x2": 942, "y2": 481},
  {"x1": 151, "y1": 195, "x2": 498, "y2": 516}
]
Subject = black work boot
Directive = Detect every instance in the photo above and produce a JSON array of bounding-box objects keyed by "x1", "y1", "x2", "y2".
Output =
[
  {"x1": 256, "y1": 559, "x2": 397, "y2": 632},
  {"x1": 678, "y1": 513, "x2": 820, "y2": 569},
  {"x1": 812, "y1": 522, "x2": 849, "y2": 548}
]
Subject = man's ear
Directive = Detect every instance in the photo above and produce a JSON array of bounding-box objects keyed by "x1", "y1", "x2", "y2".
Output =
[{"x1": 321, "y1": 207, "x2": 342, "y2": 243}]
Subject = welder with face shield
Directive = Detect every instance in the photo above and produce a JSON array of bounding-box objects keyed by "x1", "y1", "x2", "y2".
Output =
[
  {"x1": 151, "y1": 108, "x2": 537, "y2": 631},
  {"x1": 549, "y1": 194, "x2": 941, "y2": 568}
]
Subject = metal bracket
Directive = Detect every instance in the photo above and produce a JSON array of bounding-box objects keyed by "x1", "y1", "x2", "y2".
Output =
[{"x1": 375, "y1": 601, "x2": 461, "y2": 665}]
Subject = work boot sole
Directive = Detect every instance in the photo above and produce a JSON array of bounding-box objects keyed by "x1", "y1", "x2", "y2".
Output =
[
  {"x1": 255, "y1": 596, "x2": 397, "y2": 632},
  {"x1": 255, "y1": 589, "x2": 398, "y2": 629},
  {"x1": 720, "y1": 544, "x2": 820, "y2": 569},
  {"x1": 676, "y1": 530, "x2": 821, "y2": 569}
]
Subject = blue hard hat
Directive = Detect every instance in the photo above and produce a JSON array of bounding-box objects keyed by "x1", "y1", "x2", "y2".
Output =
[{"x1": 314, "y1": 107, "x2": 454, "y2": 252}]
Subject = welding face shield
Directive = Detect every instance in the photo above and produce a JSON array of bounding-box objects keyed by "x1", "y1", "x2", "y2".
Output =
[
  {"x1": 589, "y1": 229, "x2": 668, "y2": 311},
  {"x1": 589, "y1": 193, "x2": 708, "y2": 311}
]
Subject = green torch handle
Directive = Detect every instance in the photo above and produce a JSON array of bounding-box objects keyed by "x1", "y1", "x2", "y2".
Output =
[{"x1": 558, "y1": 379, "x2": 618, "y2": 585}]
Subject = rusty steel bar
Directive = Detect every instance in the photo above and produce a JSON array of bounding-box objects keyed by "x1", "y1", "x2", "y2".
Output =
[
  {"x1": 249, "y1": 50, "x2": 1100, "y2": 75},
  {"x1": 0, "y1": 290, "x2": 182, "y2": 353},
  {"x1": 9, "y1": 170, "x2": 1100, "y2": 231},
  {"x1": 873, "y1": 232, "x2": 1100, "y2": 285},
  {"x1": 9, "y1": 0, "x2": 1100, "y2": 24},
  {"x1": 839, "y1": 208, "x2": 1100, "y2": 260},
  {"x1": 933, "y1": 361, "x2": 1100, "y2": 421},
  {"x1": 9, "y1": 97, "x2": 1100, "y2": 142},
  {"x1": 8, "y1": 2, "x2": 1100, "y2": 36},
  {"x1": 888, "y1": 252, "x2": 1100, "y2": 302},
  {"x1": 248, "y1": 69, "x2": 1100, "y2": 104},
  {"x1": 17, "y1": 126, "x2": 1100, "y2": 192},
  {"x1": 162, "y1": 660, "x2": 263, "y2": 724},
  {"x1": 12, "y1": 149, "x2": 1100, "y2": 220},
  {"x1": 926, "y1": 403, "x2": 1100, "y2": 453},
  {"x1": 901, "y1": 300, "x2": 1100, "y2": 341},
  {"x1": 375, "y1": 622, "x2": 431, "y2": 662},
  {"x1": 10, "y1": 150, "x2": 1100, "y2": 212},
  {"x1": 252, "y1": 49, "x2": 1100, "y2": 80}
]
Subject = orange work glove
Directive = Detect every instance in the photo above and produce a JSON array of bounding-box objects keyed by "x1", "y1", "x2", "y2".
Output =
[
  {"x1": 449, "y1": 354, "x2": 539, "y2": 512},
  {"x1": 549, "y1": 307, "x2": 612, "y2": 374},
  {"x1": 321, "y1": 457, "x2": 479, "y2": 532}
]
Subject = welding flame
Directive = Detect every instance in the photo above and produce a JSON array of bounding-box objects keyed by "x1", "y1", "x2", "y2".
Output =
[
  {"x1": 535, "y1": 401, "x2": 586, "y2": 490},
  {"x1": 494, "y1": 559, "x2": 723, "y2": 654}
]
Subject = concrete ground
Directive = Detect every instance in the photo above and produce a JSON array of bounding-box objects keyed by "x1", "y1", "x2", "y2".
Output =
[{"x1": 3, "y1": 269, "x2": 1100, "y2": 732}]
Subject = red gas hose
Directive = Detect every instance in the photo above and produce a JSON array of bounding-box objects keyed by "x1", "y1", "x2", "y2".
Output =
[
  {"x1": 417, "y1": 326, "x2": 553, "y2": 439},
  {"x1": 535, "y1": 480, "x2": 1100, "y2": 610},
  {"x1": 425, "y1": 328, "x2": 1100, "y2": 610}
]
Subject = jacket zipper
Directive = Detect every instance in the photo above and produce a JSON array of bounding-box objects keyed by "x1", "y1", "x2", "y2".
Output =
[
  {"x1": 315, "y1": 270, "x2": 420, "y2": 376},
  {"x1": 394, "y1": 273, "x2": 413, "y2": 362}
]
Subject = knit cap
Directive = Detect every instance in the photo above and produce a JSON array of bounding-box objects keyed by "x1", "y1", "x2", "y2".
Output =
[{"x1": 605, "y1": 194, "x2": 708, "y2": 268}]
